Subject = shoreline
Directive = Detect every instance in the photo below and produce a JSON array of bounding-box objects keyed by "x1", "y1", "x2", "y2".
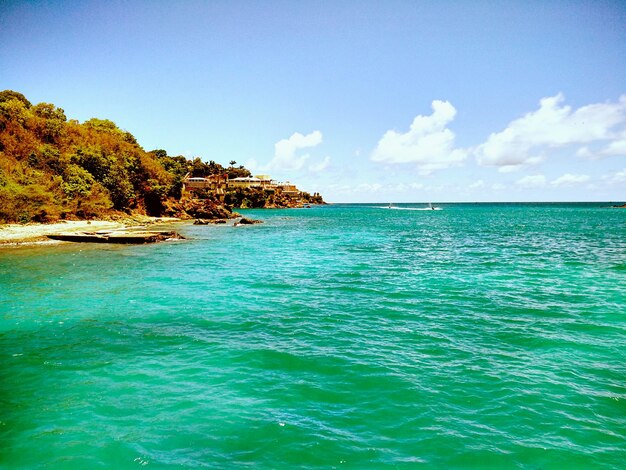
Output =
[{"x1": 0, "y1": 217, "x2": 182, "y2": 247}]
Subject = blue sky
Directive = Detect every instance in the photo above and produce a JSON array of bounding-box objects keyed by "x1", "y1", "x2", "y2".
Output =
[{"x1": 1, "y1": 0, "x2": 625, "y2": 202}]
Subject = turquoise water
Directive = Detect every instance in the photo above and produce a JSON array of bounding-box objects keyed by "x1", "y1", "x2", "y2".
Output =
[{"x1": 1, "y1": 203, "x2": 625, "y2": 468}]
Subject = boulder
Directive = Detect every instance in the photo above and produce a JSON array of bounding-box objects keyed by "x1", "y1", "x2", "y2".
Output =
[{"x1": 235, "y1": 217, "x2": 263, "y2": 226}]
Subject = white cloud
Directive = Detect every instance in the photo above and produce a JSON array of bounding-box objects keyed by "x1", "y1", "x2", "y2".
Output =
[
  {"x1": 469, "y1": 179, "x2": 485, "y2": 189},
  {"x1": 371, "y1": 100, "x2": 468, "y2": 173},
  {"x1": 266, "y1": 130, "x2": 323, "y2": 172},
  {"x1": 575, "y1": 147, "x2": 595, "y2": 159},
  {"x1": 606, "y1": 168, "x2": 626, "y2": 184},
  {"x1": 601, "y1": 137, "x2": 626, "y2": 156},
  {"x1": 308, "y1": 155, "x2": 331, "y2": 173},
  {"x1": 329, "y1": 181, "x2": 427, "y2": 196},
  {"x1": 515, "y1": 174, "x2": 547, "y2": 188},
  {"x1": 475, "y1": 94, "x2": 626, "y2": 170},
  {"x1": 551, "y1": 173, "x2": 590, "y2": 187},
  {"x1": 355, "y1": 183, "x2": 383, "y2": 192},
  {"x1": 244, "y1": 157, "x2": 260, "y2": 172}
]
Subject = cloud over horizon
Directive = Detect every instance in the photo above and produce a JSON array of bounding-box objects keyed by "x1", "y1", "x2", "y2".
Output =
[
  {"x1": 515, "y1": 174, "x2": 547, "y2": 188},
  {"x1": 266, "y1": 130, "x2": 323, "y2": 172},
  {"x1": 475, "y1": 94, "x2": 626, "y2": 172},
  {"x1": 550, "y1": 173, "x2": 590, "y2": 187},
  {"x1": 371, "y1": 100, "x2": 468, "y2": 174},
  {"x1": 252, "y1": 94, "x2": 625, "y2": 202},
  {"x1": 246, "y1": 130, "x2": 330, "y2": 180}
]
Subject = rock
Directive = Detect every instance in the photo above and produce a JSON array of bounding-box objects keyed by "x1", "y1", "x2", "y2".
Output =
[
  {"x1": 235, "y1": 217, "x2": 263, "y2": 226},
  {"x1": 194, "y1": 218, "x2": 228, "y2": 225},
  {"x1": 164, "y1": 196, "x2": 236, "y2": 220}
]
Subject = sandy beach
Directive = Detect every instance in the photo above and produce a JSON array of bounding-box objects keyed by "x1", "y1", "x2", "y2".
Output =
[{"x1": 0, "y1": 217, "x2": 182, "y2": 246}]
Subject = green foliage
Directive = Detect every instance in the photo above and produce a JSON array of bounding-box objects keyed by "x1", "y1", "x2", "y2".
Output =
[
  {"x1": 70, "y1": 145, "x2": 113, "y2": 181},
  {"x1": 0, "y1": 98, "x2": 30, "y2": 126},
  {"x1": 83, "y1": 118, "x2": 120, "y2": 132},
  {"x1": 226, "y1": 166, "x2": 252, "y2": 179},
  {"x1": 151, "y1": 151, "x2": 188, "y2": 199},
  {"x1": 32, "y1": 102, "x2": 66, "y2": 121},
  {"x1": 0, "y1": 91, "x2": 322, "y2": 223},
  {"x1": 32, "y1": 103, "x2": 67, "y2": 144},
  {"x1": 0, "y1": 92, "x2": 156, "y2": 221},
  {"x1": 0, "y1": 90, "x2": 31, "y2": 108},
  {"x1": 225, "y1": 187, "x2": 269, "y2": 208},
  {"x1": 37, "y1": 145, "x2": 65, "y2": 173},
  {"x1": 62, "y1": 164, "x2": 95, "y2": 198},
  {"x1": 74, "y1": 182, "x2": 113, "y2": 219},
  {"x1": 206, "y1": 160, "x2": 225, "y2": 175},
  {"x1": 105, "y1": 165, "x2": 135, "y2": 209},
  {"x1": 0, "y1": 180, "x2": 60, "y2": 223}
]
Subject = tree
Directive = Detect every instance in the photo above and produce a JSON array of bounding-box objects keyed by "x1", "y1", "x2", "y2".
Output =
[
  {"x1": 62, "y1": 164, "x2": 95, "y2": 198},
  {"x1": 0, "y1": 90, "x2": 31, "y2": 108},
  {"x1": 150, "y1": 149, "x2": 168, "y2": 159},
  {"x1": 83, "y1": 118, "x2": 119, "y2": 132},
  {"x1": 32, "y1": 102, "x2": 67, "y2": 144},
  {"x1": 191, "y1": 157, "x2": 209, "y2": 177},
  {"x1": 32, "y1": 102, "x2": 66, "y2": 121}
]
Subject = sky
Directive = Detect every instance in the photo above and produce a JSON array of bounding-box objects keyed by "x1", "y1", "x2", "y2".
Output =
[{"x1": 1, "y1": 0, "x2": 625, "y2": 202}]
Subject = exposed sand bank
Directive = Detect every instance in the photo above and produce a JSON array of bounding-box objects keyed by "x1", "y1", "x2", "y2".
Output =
[{"x1": 0, "y1": 217, "x2": 182, "y2": 246}]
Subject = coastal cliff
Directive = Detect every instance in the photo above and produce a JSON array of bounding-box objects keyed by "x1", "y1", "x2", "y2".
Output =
[{"x1": 0, "y1": 90, "x2": 324, "y2": 224}]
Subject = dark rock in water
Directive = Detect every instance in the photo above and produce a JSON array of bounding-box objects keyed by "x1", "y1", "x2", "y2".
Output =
[
  {"x1": 194, "y1": 218, "x2": 228, "y2": 225},
  {"x1": 235, "y1": 217, "x2": 263, "y2": 226}
]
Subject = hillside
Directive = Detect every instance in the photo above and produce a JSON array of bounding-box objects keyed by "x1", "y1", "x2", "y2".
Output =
[{"x1": 0, "y1": 91, "x2": 323, "y2": 223}]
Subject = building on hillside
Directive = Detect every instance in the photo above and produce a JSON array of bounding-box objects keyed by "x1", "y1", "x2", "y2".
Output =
[
  {"x1": 182, "y1": 172, "x2": 303, "y2": 201},
  {"x1": 182, "y1": 173, "x2": 228, "y2": 200},
  {"x1": 277, "y1": 181, "x2": 300, "y2": 198},
  {"x1": 228, "y1": 176, "x2": 262, "y2": 189},
  {"x1": 255, "y1": 175, "x2": 278, "y2": 190}
]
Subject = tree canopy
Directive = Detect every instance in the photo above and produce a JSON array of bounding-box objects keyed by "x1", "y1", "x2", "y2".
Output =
[
  {"x1": 0, "y1": 91, "x2": 201, "y2": 222},
  {"x1": 0, "y1": 91, "x2": 323, "y2": 223}
]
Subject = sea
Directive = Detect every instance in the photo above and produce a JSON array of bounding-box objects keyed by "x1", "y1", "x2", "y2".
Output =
[{"x1": 1, "y1": 202, "x2": 625, "y2": 469}]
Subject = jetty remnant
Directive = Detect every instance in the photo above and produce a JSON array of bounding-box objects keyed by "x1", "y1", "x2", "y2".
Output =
[{"x1": 47, "y1": 230, "x2": 185, "y2": 244}]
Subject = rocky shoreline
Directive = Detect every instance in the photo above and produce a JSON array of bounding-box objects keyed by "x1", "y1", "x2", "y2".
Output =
[
  {"x1": 0, "y1": 217, "x2": 180, "y2": 246},
  {"x1": 0, "y1": 201, "x2": 321, "y2": 247}
]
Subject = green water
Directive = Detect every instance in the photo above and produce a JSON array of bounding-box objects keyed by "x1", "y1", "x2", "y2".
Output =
[{"x1": 1, "y1": 203, "x2": 625, "y2": 468}]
